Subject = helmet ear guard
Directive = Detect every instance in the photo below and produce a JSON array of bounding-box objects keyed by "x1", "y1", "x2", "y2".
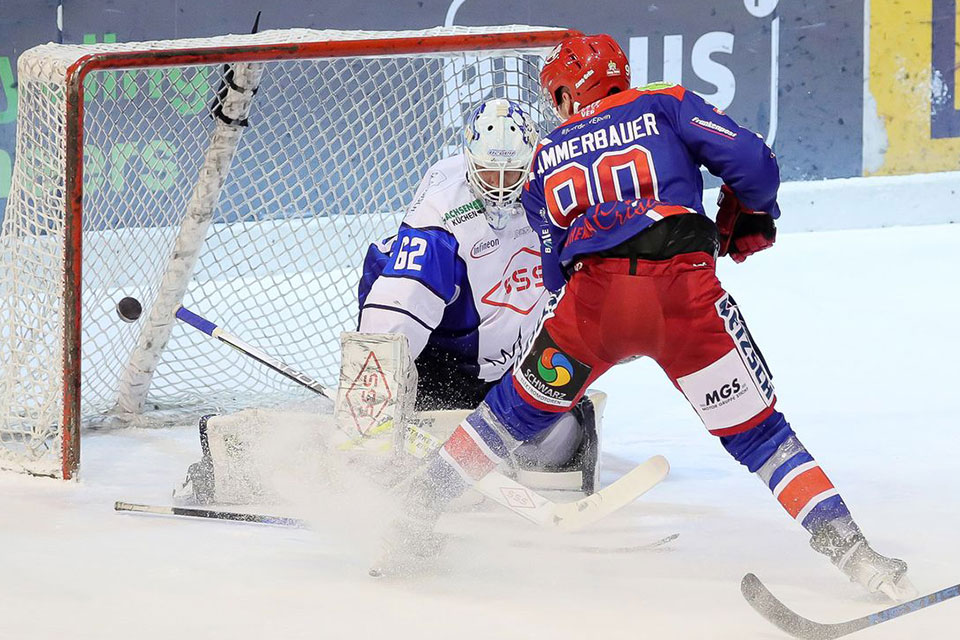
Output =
[
  {"x1": 463, "y1": 99, "x2": 539, "y2": 224},
  {"x1": 540, "y1": 34, "x2": 630, "y2": 117}
]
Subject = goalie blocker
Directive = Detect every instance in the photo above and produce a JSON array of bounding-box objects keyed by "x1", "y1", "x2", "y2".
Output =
[{"x1": 176, "y1": 332, "x2": 605, "y2": 505}]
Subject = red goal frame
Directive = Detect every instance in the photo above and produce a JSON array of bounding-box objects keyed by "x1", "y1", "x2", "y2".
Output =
[{"x1": 57, "y1": 28, "x2": 581, "y2": 479}]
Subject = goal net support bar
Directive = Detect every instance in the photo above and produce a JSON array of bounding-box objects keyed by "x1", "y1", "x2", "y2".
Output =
[{"x1": 116, "y1": 61, "x2": 265, "y2": 414}]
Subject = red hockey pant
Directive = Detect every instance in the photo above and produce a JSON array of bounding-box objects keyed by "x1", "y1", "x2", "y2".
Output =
[{"x1": 512, "y1": 252, "x2": 777, "y2": 437}]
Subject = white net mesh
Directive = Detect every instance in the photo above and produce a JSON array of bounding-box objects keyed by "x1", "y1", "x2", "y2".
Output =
[{"x1": 0, "y1": 26, "x2": 563, "y2": 477}]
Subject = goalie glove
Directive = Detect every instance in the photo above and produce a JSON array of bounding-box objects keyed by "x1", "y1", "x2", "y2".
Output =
[{"x1": 716, "y1": 185, "x2": 777, "y2": 263}]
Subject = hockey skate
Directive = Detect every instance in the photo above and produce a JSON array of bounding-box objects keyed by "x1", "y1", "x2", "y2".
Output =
[
  {"x1": 369, "y1": 509, "x2": 445, "y2": 578},
  {"x1": 810, "y1": 517, "x2": 917, "y2": 601},
  {"x1": 172, "y1": 415, "x2": 217, "y2": 505},
  {"x1": 370, "y1": 470, "x2": 450, "y2": 577}
]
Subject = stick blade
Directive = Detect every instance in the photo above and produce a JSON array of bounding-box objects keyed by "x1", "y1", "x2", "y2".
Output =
[
  {"x1": 741, "y1": 573, "x2": 850, "y2": 640},
  {"x1": 552, "y1": 454, "x2": 669, "y2": 531}
]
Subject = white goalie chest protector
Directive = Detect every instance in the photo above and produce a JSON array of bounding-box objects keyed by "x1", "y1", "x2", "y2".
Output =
[{"x1": 361, "y1": 153, "x2": 548, "y2": 381}]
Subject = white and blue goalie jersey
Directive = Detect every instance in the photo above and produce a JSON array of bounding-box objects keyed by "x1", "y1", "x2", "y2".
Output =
[{"x1": 358, "y1": 154, "x2": 547, "y2": 383}]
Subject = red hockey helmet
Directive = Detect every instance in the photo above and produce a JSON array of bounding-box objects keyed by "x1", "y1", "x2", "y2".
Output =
[{"x1": 540, "y1": 34, "x2": 630, "y2": 116}]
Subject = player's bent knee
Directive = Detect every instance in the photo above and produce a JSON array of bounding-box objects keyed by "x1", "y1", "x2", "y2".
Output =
[
  {"x1": 486, "y1": 374, "x2": 566, "y2": 441},
  {"x1": 510, "y1": 329, "x2": 594, "y2": 419},
  {"x1": 675, "y1": 344, "x2": 777, "y2": 437}
]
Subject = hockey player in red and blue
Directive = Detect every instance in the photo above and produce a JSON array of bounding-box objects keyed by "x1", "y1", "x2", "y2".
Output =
[{"x1": 376, "y1": 35, "x2": 915, "y2": 600}]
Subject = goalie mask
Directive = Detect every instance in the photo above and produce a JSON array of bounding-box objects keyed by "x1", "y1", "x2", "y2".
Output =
[{"x1": 464, "y1": 99, "x2": 538, "y2": 229}]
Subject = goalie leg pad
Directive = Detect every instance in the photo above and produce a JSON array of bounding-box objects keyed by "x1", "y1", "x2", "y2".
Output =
[
  {"x1": 512, "y1": 390, "x2": 606, "y2": 493},
  {"x1": 174, "y1": 409, "x2": 329, "y2": 505}
]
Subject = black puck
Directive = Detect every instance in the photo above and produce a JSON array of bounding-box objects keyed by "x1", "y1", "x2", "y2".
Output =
[{"x1": 117, "y1": 297, "x2": 143, "y2": 323}]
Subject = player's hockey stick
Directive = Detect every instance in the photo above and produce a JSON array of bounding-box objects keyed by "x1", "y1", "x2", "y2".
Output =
[
  {"x1": 741, "y1": 572, "x2": 960, "y2": 639},
  {"x1": 115, "y1": 501, "x2": 305, "y2": 527},
  {"x1": 505, "y1": 532, "x2": 680, "y2": 554},
  {"x1": 398, "y1": 415, "x2": 668, "y2": 530},
  {"x1": 175, "y1": 305, "x2": 668, "y2": 531}
]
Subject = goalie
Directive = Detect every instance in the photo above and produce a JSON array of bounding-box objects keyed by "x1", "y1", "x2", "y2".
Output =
[
  {"x1": 354, "y1": 97, "x2": 602, "y2": 489},
  {"x1": 177, "y1": 99, "x2": 604, "y2": 505}
]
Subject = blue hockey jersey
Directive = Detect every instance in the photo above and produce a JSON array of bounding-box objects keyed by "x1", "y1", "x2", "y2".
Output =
[{"x1": 522, "y1": 83, "x2": 781, "y2": 292}]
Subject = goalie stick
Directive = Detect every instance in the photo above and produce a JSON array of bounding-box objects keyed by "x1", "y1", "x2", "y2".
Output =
[
  {"x1": 408, "y1": 420, "x2": 669, "y2": 531},
  {"x1": 741, "y1": 572, "x2": 960, "y2": 640},
  {"x1": 175, "y1": 305, "x2": 668, "y2": 531},
  {"x1": 116, "y1": 501, "x2": 678, "y2": 552},
  {"x1": 174, "y1": 305, "x2": 331, "y2": 400},
  {"x1": 115, "y1": 501, "x2": 304, "y2": 527}
]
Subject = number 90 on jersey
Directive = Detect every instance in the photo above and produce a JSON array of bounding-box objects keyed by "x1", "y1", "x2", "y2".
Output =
[{"x1": 544, "y1": 144, "x2": 659, "y2": 228}]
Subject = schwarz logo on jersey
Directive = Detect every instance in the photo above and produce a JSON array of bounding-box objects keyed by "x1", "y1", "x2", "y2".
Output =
[
  {"x1": 715, "y1": 294, "x2": 774, "y2": 402},
  {"x1": 516, "y1": 331, "x2": 592, "y2": 408},
  {"x1": 537, "y1": 348, "x2": 573, "y2": 386},
  {"x1": 470, "y1": 237, "x2": 500, "y2": 259},
  {"x1": 443, "y1": 199, "x2": 484, "y2": 225}
]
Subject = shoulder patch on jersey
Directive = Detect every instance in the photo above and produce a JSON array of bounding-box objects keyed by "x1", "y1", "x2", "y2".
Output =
[
  {"x1": 514, "y1": 329, "x2": 592, "y2": 408},
  {"x1": 636, "y1": 83, "x2": 686, "y2": 101},
  {"x1": 403, "y1": 155, "x2": 477, "y2": 229}
]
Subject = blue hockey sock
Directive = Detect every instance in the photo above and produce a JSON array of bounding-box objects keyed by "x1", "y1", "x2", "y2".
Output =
[
  {"x1": 722, "y1": 411, "x2": 858, "y2": 535},
  {"x1": 408, "y1": 402, "x2": 521, "y2": 514}
]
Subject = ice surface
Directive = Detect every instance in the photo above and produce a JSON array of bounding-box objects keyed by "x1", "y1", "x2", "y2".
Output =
[{"x1": 2, "y1": 218, "x2": 959, "y2": 639}]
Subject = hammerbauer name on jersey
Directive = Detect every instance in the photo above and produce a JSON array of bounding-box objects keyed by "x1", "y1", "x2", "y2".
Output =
[{"x1": 537, "y1": 113, "x2": 661, "y2": 175}]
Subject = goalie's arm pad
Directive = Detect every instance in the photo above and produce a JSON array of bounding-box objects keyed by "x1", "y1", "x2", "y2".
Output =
[{"x1": 359, "y1": 224, "x2": 460, "y2": 358}]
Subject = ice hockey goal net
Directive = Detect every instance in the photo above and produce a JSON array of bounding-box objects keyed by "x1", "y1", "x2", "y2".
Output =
[{"x1": 0, "y1": 25, "x2": 573, "y2": 479}]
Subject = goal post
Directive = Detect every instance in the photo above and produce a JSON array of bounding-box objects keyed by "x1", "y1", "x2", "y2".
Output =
[{"x1": 0, "y1": 26, "x2": 576, "y2": 479}]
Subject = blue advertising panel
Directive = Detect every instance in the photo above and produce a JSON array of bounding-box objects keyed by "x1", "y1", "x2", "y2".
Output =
[
  {"x1": 931, "y1": 0, "x2": 959, "y2": 139},
  {"x1": 1, "y1": 0, "x2": 953, "y2": 221},
  {"x1": 448, "y1": 0, "x2": 864, "y2": 180}
]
